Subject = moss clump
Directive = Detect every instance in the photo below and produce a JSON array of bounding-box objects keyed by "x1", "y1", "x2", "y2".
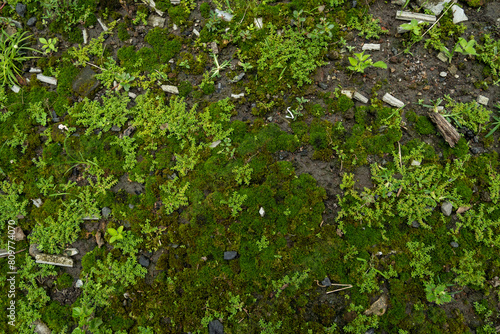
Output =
[
  {"x1": 415, "y1": 115, "x2": 435, "y2": 135},
  {"x1": 117, "y1": 21, "x2": 130, "y2": 41},
  {"x1": 144, "y1": 28, "x2": 182, "y2": 63},
  {"x1": 200, "y1": 2, "x2": 210, "y2": 18},
  {"x1": 55, "y1": 272, "x2": 73, "y2": 289},
  {"x1": 178, "y1": 80, "x2": 193, "y2": 97},
  {"x1": 42, "y1": 302, "x2": 73, "y2": 332},
  {"x1": 337, "y1": 94, "x2": 354, "y2": 113},
  {"x1": 168, "y1": 5, "x2": 190, "y2": 25},
  {"x1": 310, "y1": 103, "x2": 325, "y2": 117}
]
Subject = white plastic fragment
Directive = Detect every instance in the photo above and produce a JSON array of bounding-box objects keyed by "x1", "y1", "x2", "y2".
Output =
[
  {"x1": 128, "y1": 92, "x2": 137, "y2": 99},
  {"x1": 395, "y1": 11, "x2": 436, "y2": 23},
  {"x1": 29, "y1": 67, "x2": 42, "y2": 73},
  {"x1": 209, "y1": 140, "x2": 221, "y2": 148},
  {"x1": 362, "y1": 43, "x2": 381, "y2": 51},
  {"x1": 215, "y1": 9, "x2": 233, "y2": 22},
  {"x1": 173, "y1": 23, "x2": 178, "y2": 30},
  {"x1": 97, "y1": 18, "x2": 108, "y2": 31},
  {"x1": 10, "y1": 85, "x2": 20, "y2": 93},
  {"x1": 231, "y1": 93, "x2": 244, "y2": 99},
  {"x1": 382, "y1": 93, "x2": 405, "y2": 108},
  {"x1": 193, "y1": 28, "x2": 200, "y2": 37},
  {"x1": 452, "y1": 5, "x2": 468, "y2": 24},
  {"x1": 82, "y1": 28, "x2": 88, "y2": 44},
  {"x1": 353, "y1": 91, "x2": 369, "y2": 104},
  {"x1": 259, "y1": 207, "x2": 265, "y2": 217},
  {"x1": 254, "y1": 17, "x2": 263, "y2": 29},
  {"x1": 341, "y1": 89, "x2": 353, "y2": 99},
  {"x1": 36, "y1": 74, "x2": 57, "y2": 85},
  {"x1": 32, "y1": 198, "x2": 43, "y2": 208},
  {"x1": 161, "y1": 85, "x2": 179, "y2": 94},
  {"x1": 35, "y1": 254, "x2": 73, "y2": 267},
  {"x1": 142, "y1": 0, "x2": 165, "y2": 16},
  {"x1": 170, "y1": 0, "x2": 180, "y2": 4},
  {"x1": 477, "y1": 95, "x2": 489, "y2": 106}
]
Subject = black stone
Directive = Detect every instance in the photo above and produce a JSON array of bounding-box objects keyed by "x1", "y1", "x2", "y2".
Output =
[
  {"x1": 27, "y1": 17, "x2": 37, "y2": 26},
  {"x1": 223, "y1": 251, "x2": 238, "y2": 260},
  {"x1": 208, "y1": 319, "x2": 224, "y2": 334},
  {"x1": 470, "y1": 147, "x2": 482, "y2": 155},
  {"x1": 139, "y1": 255, "x2": 150, "y2": 268},
  {"x1": 16, "y1": 3, "x2": 27, "y2": 17}
]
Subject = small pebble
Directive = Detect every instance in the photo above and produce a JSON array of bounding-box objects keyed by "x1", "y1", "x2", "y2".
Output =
[
  {"x1": 440, "y1": 72, "x2": 447, "y2": 77},
  {"x1": 450, "y1": 241, "x2": 459, "y2": 248}
]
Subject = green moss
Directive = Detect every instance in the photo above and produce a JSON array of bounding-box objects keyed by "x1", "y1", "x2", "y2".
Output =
[
  {"x1": 117, "y1": 21, "x2": 130, "y2": 41},
  {"x1": 405, "y1": 110, "x2": 418, "y2": 123},
  {"x1": 41, "y1": 301, "x2": 73, "y2": 332},
  {"x1": 415, "y1": 115, "x2": 435, "y2": 135},
  {"x1": 144, "y1": 28, "x2": 182, "y2": 63},
  {"x1": 55, "y1": 272, "x2": 73, "y2": 289},
  {"x1": 178, "y1": 80, "x2": 193, "y2": 97},
  {"x1": 310, "y1": 103, "x2": 325, "y2": 117},
  {"x1": 200, "y1": 2, "x2": 210, "y2": 18},
  {"x1": 168, "y1": 5, "x2": 190, "y2": 25}
]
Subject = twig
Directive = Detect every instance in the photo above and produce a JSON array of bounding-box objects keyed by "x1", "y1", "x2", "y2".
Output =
[{"x1": 326, "y1": 283, "x2": 353, "y2": 294}]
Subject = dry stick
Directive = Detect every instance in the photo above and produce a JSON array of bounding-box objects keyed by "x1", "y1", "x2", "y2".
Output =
[
  {"x1": 326, "y1": 283, "x2": 353, "y2": 294},
  {"x1": 390, "y1": 0, "x2": 457, "y2": 59}
]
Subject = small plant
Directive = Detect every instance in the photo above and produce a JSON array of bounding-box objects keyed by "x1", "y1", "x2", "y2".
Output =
[
  {"x1": 133, "y1": 11, "x2": 148, "y2": 25},
  {"x1": 424, "y1": 281, "x2": 452, "y2": 305},
  {"x1": 485, "y1": 104, "x2": 500, "y2": 138},
  {"x1": 210, "y1": 52, "x2": 231, "y2": 78},
  {"x1": 220, "y1": 191, "x2": 247, "y2": 217},
  {"x1": 107, "y1": 225, "x2": 124, "y2": 243},
  {"x1": 178, "y1": 59, "x2": 190, "y2": 69},
  {"x1": 39, "y1": 37, "x2": 58, "y2": 54},
  {"x1": 400, "y1": 19, "x2": 424, "y2": 36},
  {"x1": 455, "y1": 37, "x2": 478, "y2": 57},
  {"x1": 115, "y1": 72, "x2": 135, "y2": 92},
  {"x1": 1, "y1": 30, "x2": 39, "y2": 86},
  {"x1": 292, "y1": 9, "x2": 306, "y2": 29},
  {"x1": 347, "y1": 51, "x2": 387, "y2": 73}
]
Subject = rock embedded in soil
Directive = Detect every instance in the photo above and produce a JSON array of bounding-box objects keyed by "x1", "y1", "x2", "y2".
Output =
[
  {"x1": 13, "y1": 227, "x2": 25, "y2": 241},
  {"x1": 32, "y1": 198, "x2": 42, "y2": 208},
  {"x1": 477, "y1": 95, "x2": 489, "y2": 106},
  {"x1": 231, "y1": 93, "x2": 244, "y2": 99},
  {"x1": 353, "y1": 91, "x2": 368, "y2": 104},
  {"x1": 450, "y1": 241, "x2": 459, "y2": 248},
  {"x1": 441, "y1": 201, "x2": 453, "y2": 216},
  {"x1": 29, "y1": 243, "x2": 41, "y2": 257},
  {"x1": 75, "y1": 279, "x2": 84, "y2": 288},
  {"x1": 321, "y1": 276, "x2": 332, "y2": 287},
  {"x1": 208, "y1": 319, "x2": 224, "y2": 334},
  {"x1": 440, "y1": 71, "x2": 447, "y2": 77},
  {"x1": 15, "y1": 3, "x2": 27, "y2": 17},
  {"x1": 102, "y1": 207, "x2": 111, "y2": 218},
  {"x1": 10, "y1": 85, "x2": 20, "y2": 93},
  {"x1": 148, "y1": 15, "x2": 165, "y2": 28},
  {"x1": 224, "y1": 251, "x2": 238, "y2": 260},
  {"x1": 31, "y1": 319, "x2": 51, "y2": 334},
  {"x1": 27, "y1": 17, "x2": 36, "y2": 26},
  {"x1": 139, "y1": 255, "x2": 150, "y2": 267},
  {"x1": 72, "y1": 67, "x2": 100, "y2": 98}
]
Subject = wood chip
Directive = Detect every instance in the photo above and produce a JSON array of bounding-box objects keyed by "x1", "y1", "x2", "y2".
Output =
[{"x1": 428, "y1": 112, "x2": 460, "y2": 147}]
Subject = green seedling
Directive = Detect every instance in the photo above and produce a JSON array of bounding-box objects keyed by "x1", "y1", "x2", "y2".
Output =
[
  {"x1": 485, "y1": 104, "x2": 500, "y2": 138},
  {"x1": 424, "y1": 281, "x2": 453, "y2": 305},
  {"x1": 400, "y1": 19, "x2": 423, "y2": 36},
  {"x1": 210, "y1": 52, "x2": 231, "y2": 78},
  {"x1": 115, "y1": 72, "x2": 135, "y2": 92},
  {"x1": 1, "y1": 30, "x2": 39, "y2": 86},
  {"x1": 455, "y1": 37, "x2": 478, "y2": 57},
  {"x1": 39, "y1": 37, "x2": 59, "y2": 54},
  {"x1": 178, "y1": 59, "x2": 190, "y2": 69},
  {"x1": 347, "y1": 51, "x2": 387, "y2": 73},
  {"x1": 107, "y1": 225, "x2": 124, "y2": 243}
]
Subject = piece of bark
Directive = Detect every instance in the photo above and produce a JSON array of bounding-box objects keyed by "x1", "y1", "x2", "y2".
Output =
[{"x1": 428, "y1": 112, "x2": 460, "y2": 147}]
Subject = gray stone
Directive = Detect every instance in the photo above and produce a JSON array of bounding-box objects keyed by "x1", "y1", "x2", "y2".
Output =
[
  {"x1": 123, "y1": 126, "x2": 136, "y2": 137},
  {"x1": 318, "y1": 82, "x2": 328, "y2": 90},
  {"x1": 139, "y1": 255, "x2": 150, "y2": 267},
  {"x1": 440, "y1": 71, "x2": 447, "y2": 77},
  {"x1": 209, "y1": 140, "x2": 221, "y2": 148},
  {"x1": 27, "y1": 17, "x2": 36, "y2": 26},
  {"x1": 35, "y1": 254, "x2": 73, "y2": 267},
  {"x1": 416, "y1": 0, "x2": 452, "y2": 15},
  {"x1": 208, "y1": 319, "x2": 224, "y2": 334},
  {"x1": 411, "y1": 221, "x2": 420, "y2": 228},
  {"x1": 254, "y1": 17, "x2": 263, "y2": 29},
  {"x1": 321, "y1": 276, "x2": 332, "y2": 287},
  {"x1": 10, "y1": 85, "x2": 20, "y2": 93},
  {"x1": 382, "y1": 93, "x2": 405, "y2": 108},
  {"x1": 29, "y1": 67, "x2": 42, "y2": 73},
  {"x1": 470, "y1": 147, "x2": 482, "y2": 155},
  {"x1": 441, "y1": 201, "x2": 453, "y2": 216},
  {"x1": 129, "y1": 204, "x2": 135, "y2": 209},
  {"x1": 362, "y1": 43, "x2": 381, "y2": 51},
  {"x1": 13, "y1": 227, "x2": 25, "y2": 241},
  {"x1": 102, "y1": 207, "x2": 111, "y2": 218},
  {"x1": 29, "y1": 243, "x2": 41, "y2": 257},
  {"x1": 148, "y1": 15, "x2": 165, "y2": 27},
  {"x1": 364, "y1": 294, "x2": 388, "y2": 316},
  {"x1": 16, "y1": 3, "x2": 27, "y2": 17},
  {"x1": 411, "y1": 160, "x2": 421, "y2": 166},
  {"x1": 32, "y1": 198, "x2": 43, "y2": 208},
  {"x1": 223, "y1": 251, "x2": 238, "y2": 260},
  {"x1": 64, "y1": 248, "x2": 79, "y2": 257},
  {"x1": 231, "y1": 93, "x2": 244, "y2": 99},
  {"x1": 437, "y1": 52, "x2": 448, "y2": 63},
  {"x1": 72, "y1": 67, "x2": 100, "y2": 98},
  {"x1": 193, "y1": 28, "x2": 200, "y2": 37},
  {"x1": 111, "y1": 125, "x2": 120, "y2": 132},
  {"x1": 31, "y1": 319, "x2": 51, "y2": 334},
  {"x1": 452, "y1": 5, "x2": 467, "y2": 24},
  {"x1": 450, "y1": 241, "x2": 459, "y2": 248},
  {"x1": 75, "y1": 279, "x2": 84, "y2": 288},
  {"x1": 477, "y1": 95, "x2": 489, "y2": 106},
  {"x1": 161, "y1": 85, "x2": 179, "y2": 94},
  {"x1": 259, "y1": 207, "x2": 265, "y2": 217},
  {"x1": 353, "y1": 91, "x2": 368, "y2": 104}
]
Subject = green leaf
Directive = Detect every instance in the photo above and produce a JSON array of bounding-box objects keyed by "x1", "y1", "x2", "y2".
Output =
[
  {"x1": 39, "y1": 38, "x2": 47, "y2": 44},
  {"x1": 72, "y1": 307, "x2": 83, "y2": 318},
  {"x1": 72, "y1": 328, "x2": 84, "y2": 334},
  {"x1": 117, "y1": 225, "x2": 124, "y2": 234},
  {"x1": 348, "y1": 57, "x2": 358, "y2": 66},
  {"x1": 89, "y1": 317, "x2": 103, "y2": 332},
  {"x1": 110, "y1": 235, "x2": 117, "y2": 243},
  {"x1": 108, "y1": 228, "x2": 117, "y2": 236},
  {"x1": 373, "y1": 61, "x2": 387, "y2": 69}
]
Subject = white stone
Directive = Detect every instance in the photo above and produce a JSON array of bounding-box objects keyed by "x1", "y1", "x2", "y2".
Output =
[
  {"x1": 391, "y1": 0, "x2": 406, "y2": 5},
  {"x1": 440, "y1": 71, "x2": 447, "y2": 77},
  {"x1": 161, "y1": 85, "x2": 179, "y2": 94},
  {"x1": 477, "y1": 95, "x2": 489, "y2": 106},
  {"x1": 215, "y1": 9, "x2": 233, "y2": 22},
  {"x1": 209, "y1": 140, "x2": 221, "y2": 148},
  {"x1": 31, "y1": 320, "x2": 51, "y2": 334},
  {"x1": 382, "y1": 93, "x2": 405, "y2": 108},
  {"x1": 75, "y1": 279, "x2": 84, "y2": 288},
  {"x1": 82, "y1": 215, "x2": 99, "y2": 220},
  {"x1": 193, "y1": 28, "x2": 200, "y2": 37},
  {"x1": 128, "y1": 92, "x2": 137, "y2": 99},
  {"x1": 148, "y1": 15, "x2": 165, "y2": 27},
  {"x1": 170, "y1": 0, "x2": 180, "y2": 4},
  {"x1": 341, "y1": 89, "x2": 353, "y2": 99},
  {"x1": 64, "y1": 248, "x2": 79, "y2": 257},
  {"x1": 173, "y1": 23, "x2": 178, "y2": 30},
  {"x1": 353, "y1": 91, "x2": 368, "y2": 104},
  {"x1": 437, "y1": 52, "x2": 448, "y2": 63},
  {"x1": 83, "y1": 28, "x2": 88, "y2": 44},
  {"x1": 29, "y1": 67, "x2": 42, "y2": 73},
  {"x1": 259, "y1": 207, "x2": 265, "y2": 217},
  {"x1": 452, "y1": 5, "x2": 468, "y2": 24},
  {"x1": 231, "y1": 93, "x2": 244, "y2": 99},
  {"x1": 97, "y1": 18, "x2": 108, "y2": 31},
  {"x1": 32, "y1": 198, "x2": 43, "y2": 208},
  {"x1": 396, "y1": 11, "x2": 436, "y2": 23},
  {"x1": 254, "y1": 17, "x2": 263, "y2": 29},
  {"x1": 411, "y1": 160, "x2": 421, "y2": 166},
  {"x1": 36, "y1": 74, "x2": 57, "y2": 85},
  {"x1": 362, "y1": 43, "x2": 381, "y2": 51},
  {"x1": 10, "y1": 85, "x2": 20, "y2": 93},
  {"x1": 422, "y1": 0, "x2": 452, "y2": 15}
]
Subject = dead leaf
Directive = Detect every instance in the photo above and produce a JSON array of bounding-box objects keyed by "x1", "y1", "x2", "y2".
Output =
[
  {"x1": 96, "y1": 231, "x2": 104, "y2": 248},
  {"x1": 456, "y1": 206, "x2": 471, "y2": 214}
]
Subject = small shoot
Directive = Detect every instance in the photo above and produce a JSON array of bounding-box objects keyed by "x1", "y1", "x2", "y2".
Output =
[
  {"x1": 107, "y1": 225, "x2": 124, "y2": 244},
  {"x1": 39, "y1": 37, "x2": 59, "y2": 54},
  {"x1": 485, "y1": 104, "x2": 500, "y2": 138},
  {"x1": 347, "y1": 51, "x2": 387, "y2": 73},
  {"x1": 210, "y1": 52, "x2": 231, "y2": 78},
  {"x1": 455, "y1": 37, "x2": 478, "y2": 57}
]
